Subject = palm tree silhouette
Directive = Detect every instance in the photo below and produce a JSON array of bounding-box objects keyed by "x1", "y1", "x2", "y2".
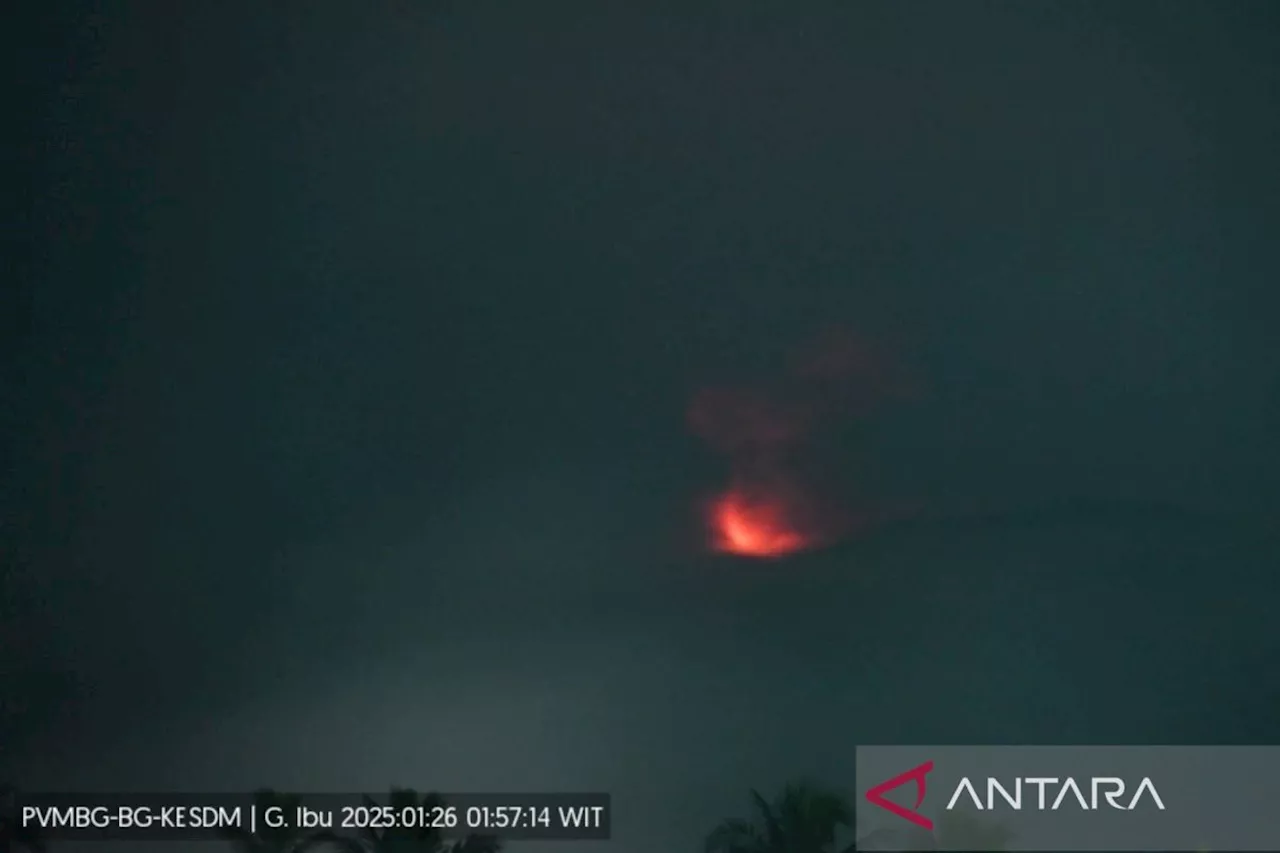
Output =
[
  {"x1": 359, "y1": 789, "x2": 500, "y2": 853},
  {"x1": 706, "y1": 782, "x2": 876, "y2": 853}
]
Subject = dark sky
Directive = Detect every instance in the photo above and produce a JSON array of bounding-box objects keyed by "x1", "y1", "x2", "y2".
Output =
[{"x1": 6, "y1": 2, "x2": 1280, "y2": 852}]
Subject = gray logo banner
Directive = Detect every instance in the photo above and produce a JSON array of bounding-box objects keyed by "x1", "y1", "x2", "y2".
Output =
[{"x1": 856, "y1": 746, "x2": 1280, "y2": 852}]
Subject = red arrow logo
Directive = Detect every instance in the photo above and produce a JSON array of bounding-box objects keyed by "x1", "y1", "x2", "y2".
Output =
[{"x1": 865, "y1": 760, "x2": 935, "y2": 830}]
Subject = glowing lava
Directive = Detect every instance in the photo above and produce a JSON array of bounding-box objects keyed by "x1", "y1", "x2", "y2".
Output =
[
  {"x1": 689, "y1": 328, "x2": 914, "y2": 558},
  {"x1": 709, "y1": 489, "x2": 811, "y2": 558}
]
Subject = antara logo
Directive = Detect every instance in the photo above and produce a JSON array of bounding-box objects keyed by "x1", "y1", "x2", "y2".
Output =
[
  {"x1": 865, "y1": 761, "x2": 1166, "y2": 828},
  {"x1": 866, "y1": 761, "x2": 936, "y2": 830},
  {"x1": 947, "y1": 776, "x2": 1166, "y2": 811}
]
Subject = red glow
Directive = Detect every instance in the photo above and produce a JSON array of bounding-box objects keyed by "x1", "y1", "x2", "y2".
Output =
[
  {"x1": 708, "y1": 489, "x2": 813, "y2": 558},
  {"x1": 689, "y1": 327, "x2": 916, "y2": 559}
]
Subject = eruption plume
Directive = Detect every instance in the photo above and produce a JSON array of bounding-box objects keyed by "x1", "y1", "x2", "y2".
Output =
[{"x1": 688, "y1": 327, "x2": 913, "y2": 558}]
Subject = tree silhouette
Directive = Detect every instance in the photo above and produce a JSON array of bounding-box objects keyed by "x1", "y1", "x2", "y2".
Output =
[
  {"x1": 359, "y1": 789, "x2": 501, "y2": 853},
  {"x1": 705, "y1": 782, "x2": 869, "y2": 853}
]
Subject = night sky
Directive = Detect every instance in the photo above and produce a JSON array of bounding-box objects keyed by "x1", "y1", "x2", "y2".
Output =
[{"x1": 6, "y1": 2, "x2": 1280, "y2": 852}]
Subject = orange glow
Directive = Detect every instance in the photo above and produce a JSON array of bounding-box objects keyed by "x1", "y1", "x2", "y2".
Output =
[
  {"x1": 709, "y1": 489, "x2": 812, "y2": 558},
  {"x1": 689, "y1": 329, "x2": 915, "y2": 558}
]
